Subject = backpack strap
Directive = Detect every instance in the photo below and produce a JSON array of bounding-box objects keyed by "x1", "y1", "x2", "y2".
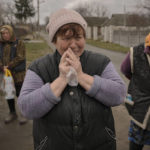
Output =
[
  {"x1": 146, "y1": 53, "x2": 150, "y2": 65},
  {"x1": 129, "y1": 47, "x2": 134, "y2": 73}
]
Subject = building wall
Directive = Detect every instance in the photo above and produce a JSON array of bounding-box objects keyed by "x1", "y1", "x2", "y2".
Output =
[
  {"x1": 102, "y1": 26, "x2": 150, "y2": 47},
  {"x1": 93, "y1": 26, "x2": 98, "y2": 40},
  {"x1": 103, "y1": 26, "x2": 109, "y2": 42},
  {"x1": 86, "y1": 26, "x2": 92, "y2": 39},
  {"x1": 86, "y1": 26, "x2": 98, "y2": 40}
]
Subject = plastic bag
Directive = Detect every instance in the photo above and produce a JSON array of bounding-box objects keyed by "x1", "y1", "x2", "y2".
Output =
[
  {"x1": 4, "y1": 69, "x2": 16, "y2": 99},
  {"x1": 66, "y1": 67, "x2": 78, "y2": 86},
  {"x1": 124, "y1": 94, "x2": 134, "y2": 115}
]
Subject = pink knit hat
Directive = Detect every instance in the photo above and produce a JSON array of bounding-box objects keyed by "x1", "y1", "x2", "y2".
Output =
[{"x1": 46, "y1": 8, "x2": 87, "y2": 42}]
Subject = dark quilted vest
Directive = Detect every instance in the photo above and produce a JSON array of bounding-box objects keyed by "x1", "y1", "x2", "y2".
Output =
[
  {"x1": 128, "y1": 44, "x2": 150, "y2": 123},
  {"x1": 29, "y1": 50, "x2": 116, "y2": 150}
]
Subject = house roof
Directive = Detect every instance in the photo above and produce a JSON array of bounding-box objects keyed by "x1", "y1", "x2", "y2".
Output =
[
  {"x1": 84, "y1": 17, "x2": 108, "y2": 27},
  {"x1": 102, "y1": 14, "x2": 150, "y2": 27}
]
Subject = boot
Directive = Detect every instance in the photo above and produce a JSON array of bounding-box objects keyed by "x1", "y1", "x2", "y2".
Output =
[
  {"x1": 4, "y1": 112, "x2": 17, "y2": 124},
  {"x1": 18, "y1": 114, "x2": 27, "y2": 125}
]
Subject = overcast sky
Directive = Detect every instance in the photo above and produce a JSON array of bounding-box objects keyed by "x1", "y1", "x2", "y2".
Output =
[
  {"x1": 2, "y1": 0, "x2": 144, "y2": 24},
  {"x1": 34, "y1": 0, "x2": 143, "y2": 24}
]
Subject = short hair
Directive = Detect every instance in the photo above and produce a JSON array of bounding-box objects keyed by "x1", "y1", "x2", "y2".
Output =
[{"x1": 52, "y1": 23, "x2": 86, "y2": 43}]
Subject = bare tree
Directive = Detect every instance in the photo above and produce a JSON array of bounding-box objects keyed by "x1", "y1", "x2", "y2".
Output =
[
  {"x1": 142, "y1": 0, "x2": 150, "y2": 10},
  {"x1": 73, "y1": 1, "x2": 109, "y2": 17},
  {"x1": 0, "y1": 2, "x2": 5, "y2": 25},
  {"x1": 74, "y1": 2, "x2": 92, "y2": 17},
  {"x1": 135, "y1": 0, "x2": 150, "y2": 16},
  {"x1": 0, "y1": 2, "x2": 17, "y2": 25},
  {"x1": 3, "y1": 3, "x2": 16, "y2": 25},
  {"x1": 92, "y1": 1, "x2": 108, "y2": 17}
]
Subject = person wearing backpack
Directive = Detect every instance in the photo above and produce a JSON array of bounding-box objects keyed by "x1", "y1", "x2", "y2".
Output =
[
  {"x1": 121, "y1": 34, "x2": 150, "y2": 150},
  {"x1": 0, "y1": 25, "x2": 27, "y2": 124}
]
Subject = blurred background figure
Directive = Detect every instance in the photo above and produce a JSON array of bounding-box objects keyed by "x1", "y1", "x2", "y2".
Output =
[
  {"x1": 121, "y1": 33, "x2": 150, "y2": 150},
  {"x1": 0, "y1": 25, "x2": 27, "y2": 125}
]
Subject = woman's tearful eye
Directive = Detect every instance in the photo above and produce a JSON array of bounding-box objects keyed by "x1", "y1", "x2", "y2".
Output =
[{"x1": 63, "y1": 37, "x2": 71, "y2": 41}]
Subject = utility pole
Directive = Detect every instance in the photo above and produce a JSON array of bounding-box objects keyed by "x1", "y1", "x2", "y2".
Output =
[
  {"x1": 37, "y1": 0, "x2": 40, "y2": 31},
  {"x1": 37, "y1": 0, "x2": 46, "y2": 32},
  {"x1": 123, "y1": 0, "x2": 126, "y2": 26}
]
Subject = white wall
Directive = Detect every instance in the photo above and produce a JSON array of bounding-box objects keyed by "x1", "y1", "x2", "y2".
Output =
[
  {"x1": 102, "y1": 25, "x2": 150, "y2": 47},
  {"x1": 86, "y1": 26, "x2": 92, "y2": 39},
  {"x1": 93, "y1": 26, "x2": 98, "y2": 40}
]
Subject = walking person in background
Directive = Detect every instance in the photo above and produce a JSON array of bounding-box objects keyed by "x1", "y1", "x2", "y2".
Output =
[
  {"x1": 121, "y1": 33, "x2": 150, "y2": 150},
  {"x1": 18, "y1": 8, "x2": 126, "y2": 150},
  {"x1": 0, "y1": 25, "x2": 27, "y2": 124}
]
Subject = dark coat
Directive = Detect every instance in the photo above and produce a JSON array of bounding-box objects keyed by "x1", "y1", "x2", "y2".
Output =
[
  {"x1": 0, "y1": 25, "x2": 26, "y2": 84},
  {"x1": 128, "y1": 44, "x2": 150, "y2": 123}
]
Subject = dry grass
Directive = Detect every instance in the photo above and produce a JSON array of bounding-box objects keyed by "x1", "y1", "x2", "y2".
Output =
[
  {"x1": 25, "y1": 40, "x2": 53, "y2": 67},
  {"x1": 86, "y1": 39, "x2": 129, "y2": 53}
]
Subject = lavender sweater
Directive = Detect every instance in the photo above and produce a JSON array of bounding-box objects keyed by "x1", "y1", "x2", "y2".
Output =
[{"x1": 18, "y1": 62, "x2": 126, "y2": 119}]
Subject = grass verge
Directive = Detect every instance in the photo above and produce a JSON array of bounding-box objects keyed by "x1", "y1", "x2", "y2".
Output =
[
  {"x1": 86, "y1": 39, "x2": 129, "y2": 53},
  {"x1": 25, "y1": 40, "x2": 53, "y2": 65}
]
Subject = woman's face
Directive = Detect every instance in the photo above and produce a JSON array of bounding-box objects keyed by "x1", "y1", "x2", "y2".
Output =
[
  {"x1": 54, "y1": 25, "x2": 86, "y2": 57},
  {"x1": 1, "y1": 29, "x2": 11, "y2": 41}
]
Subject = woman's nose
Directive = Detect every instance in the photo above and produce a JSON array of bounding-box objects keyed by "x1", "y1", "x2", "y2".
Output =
[{"x1": 69, "y1": 39, "x2": 76, "y2": 48}]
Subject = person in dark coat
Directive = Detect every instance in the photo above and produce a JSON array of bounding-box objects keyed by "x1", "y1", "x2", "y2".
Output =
[
  {"x1": 18, "y1": 8, "x2": 126, "y2": 150},
  {"x1": 121, "y1": 33, "x2": 150, "y2": 150},
  {"x1": 0, "y1": 25, "x2": 27, "y2": 124}
]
